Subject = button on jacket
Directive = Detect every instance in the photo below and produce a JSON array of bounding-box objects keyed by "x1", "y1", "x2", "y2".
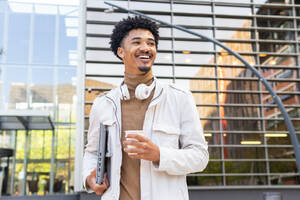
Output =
[{"x1": 82, "y1": 80, "x2": 209, "y2": 200}]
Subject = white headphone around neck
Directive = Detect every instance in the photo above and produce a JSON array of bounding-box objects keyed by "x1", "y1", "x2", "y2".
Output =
[{"x1": 120, "y1": 78, "x2": 156, "y2": 100}]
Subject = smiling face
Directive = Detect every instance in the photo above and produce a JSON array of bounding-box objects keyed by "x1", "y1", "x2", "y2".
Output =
[{"x1": 117, "y1": 28, "x2": 157, "y2": 75}]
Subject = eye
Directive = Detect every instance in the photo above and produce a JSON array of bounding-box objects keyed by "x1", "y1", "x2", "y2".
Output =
[
  {"x1": 148, "y1": 42, "x2": 155, "y2": 46},
  {"x1": 132, "y1": 41, "x2": 140, "y2": 45}
]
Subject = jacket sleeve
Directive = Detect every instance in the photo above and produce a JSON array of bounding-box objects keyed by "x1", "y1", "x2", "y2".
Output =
[
  {"x1": 82, "y1": 97, "x2": 102, "y2": 193},
  {"x1": 154, "y1": 91, "x2": 209, "y2": 175}
]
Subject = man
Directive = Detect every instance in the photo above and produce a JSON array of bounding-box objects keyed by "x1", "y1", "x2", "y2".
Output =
[{"x1": 82, "y1": 16, "x2": 209, "y2": 200}]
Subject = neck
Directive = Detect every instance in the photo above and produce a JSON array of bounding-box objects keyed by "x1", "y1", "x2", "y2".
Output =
[{"x1": 124, "y1": 71, "x2": 154, "y2": 90}]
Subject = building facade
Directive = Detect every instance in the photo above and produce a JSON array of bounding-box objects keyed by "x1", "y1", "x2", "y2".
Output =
[
  {"x1": 0, "y1": 0, "x2": 79, "y2": 195},
  {"x1": 1, "y1": 0, "x2": 300, "y2": 197},
  {"x1": 76, "y1": 0, "x2": 300, "y2": 191}
]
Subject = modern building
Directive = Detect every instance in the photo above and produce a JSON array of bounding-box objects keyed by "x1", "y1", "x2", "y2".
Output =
[
  {"x1": 76, "y1": 0, "x2": 300, "y2": 199},
  {"x1": 0, "y1": 0, "x2": 79, "y2": 196},
  {"x1": 1, "y1": 0, "x2": 300, "y2": 199}
]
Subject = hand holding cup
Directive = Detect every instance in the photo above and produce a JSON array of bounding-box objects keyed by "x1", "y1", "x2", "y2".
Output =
[{"x1": 123, "y1": 130, "x2": 160, "y2": 163}]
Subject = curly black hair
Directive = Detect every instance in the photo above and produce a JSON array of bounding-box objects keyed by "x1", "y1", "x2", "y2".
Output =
[{"x1": 110, "y1": 16, "x2": 159, "y2": 60}]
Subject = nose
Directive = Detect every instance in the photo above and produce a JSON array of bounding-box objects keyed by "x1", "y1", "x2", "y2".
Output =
[{"x1": 139, "y1": 42, "x2": 150, "y2": 52}]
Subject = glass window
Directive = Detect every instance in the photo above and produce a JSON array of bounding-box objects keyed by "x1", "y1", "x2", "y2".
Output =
[
  {"x1": 57, "y1": 67, "x2": 76, "y2": 122},
  {"x1": 0, "y1": 1, "x2": 5, "y2": 51},
  {"x1": 205, "y1": 133, "x2": 222, "y2": 145},
  {"x1": 58, "y1": 9, "x2": 78, "y2": 65},
  {"x1": 4, "y1": 66, "x2": 28, "y2": 109},
  {"x1": 32, "y1": 12, "x2": 56, "y2": 65},
  {"x1": 223, "y1": 105, "x2": 262, "y2": 118},
  {"x1": 268, "y1": 147, "x2": 294, "y2": 158},
  {"x1": 187, "y1": 175, "x2": 223, "y2": 186},
  {"x1": 224, "y1": 147, "x2": 265, "y2": 159},
  {"x1": 225, "y1": 119, "x2": 262, "y2": 131},
  {"x1": 226, "y1": 176, "x2": 268, "y2": 185},
  {"x1": 31, "y1": 67, "x2": 54, "y2": 104},
  {"x1": 190, "y1": 80, "x2": 216, "y2": 91},
  {"x1": 6, "y1": 5, "x2": 31, "y2": 64},
  {"x1": 198, "y1": 106, "x2": 219, "y2": 118},
  {"x1": 202, "y1": 119, "x2": 220, "y2": 131},
  {"x1": 224, "y1": 133, "x2": 264, "y2": 145},
  {"x1": 269, "y1": 161, "x2": 297, "y2": 173},
  {"x1": 0, "y1": 130, "x2": 15, "y2": 148},
  {"x1": 225, "y1": 161, "x2": 266, "y2": 173},
  {"x1": 203, "y1": 161, "x2": 223, "y2": 174},
  {"x1": 215, "y1": 18, "x2": 252, "y2": 28}
]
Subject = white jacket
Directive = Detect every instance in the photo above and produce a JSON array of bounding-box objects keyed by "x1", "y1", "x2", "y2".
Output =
[{"x1": 82, "y1": 80, "x2": 209, "y2": 200}]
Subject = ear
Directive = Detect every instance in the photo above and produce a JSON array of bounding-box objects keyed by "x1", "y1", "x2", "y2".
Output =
[{"x1": 117, "y1": 47, "x2": 124, "y2": 59}]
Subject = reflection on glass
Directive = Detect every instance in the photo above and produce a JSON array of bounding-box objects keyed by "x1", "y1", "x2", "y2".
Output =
[
  {"x1": 5, "y1": 67, "x2": 27, "y2": 109},
  {"x1": 174, "y1": 16, "x2": 212, "y2": 26},
  {"x1": 2, "y1": 1, "x2": 79, "y2": 194},
  {"x1": 201, "y1": 120, "x2": 220, "y2": 131},
  {"x1": 33, "y1": 15, "x2": 55, "y2": 65},
  {"x1": 188, "y1": 162, "x2": 223, "y2": 186},
  {"x1": 187, "y1": 175, "x2": 223, "y2": 186},
  {"x1": 215, "y1": 18, "x2": 252, "y2": 28},
  {"x1": 57, "y1": 68, "x2": 76, "y2": 122},
  {"x1": 225, "y1": 161, "x2": 266, "y2": 173},
  {"x1": 0, "y1": 130, "x2": 14, "y2": 148},
  {"x1": 226, "y1": 176, "x2": 267, "y2": 185},
  {"x1": 6, "y1": 10, "x2": 30, "y2": 64},
  {"x1": 30, "y1": 67, "x2": 54, "y2": 114},
  {"x1": 205, "y1": 133, "x2": 222, "y2": 145},
  {"x1": 224, "y1": 147, "x2": 265, "y2": 159},
  {"x1": 215, "y1": 6, "x2": 252, "y2": 16},
  {"x1": 208, "y1": 147, "x2": 222, "y2": 159}
]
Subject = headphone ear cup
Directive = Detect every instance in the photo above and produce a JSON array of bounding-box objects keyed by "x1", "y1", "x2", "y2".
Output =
[
  {"x1": 135, "y1": 84, "x2": 151, "y2": 100},
  {"x1": 120, "y1": 84, "x2": 130, "y2": 100}
]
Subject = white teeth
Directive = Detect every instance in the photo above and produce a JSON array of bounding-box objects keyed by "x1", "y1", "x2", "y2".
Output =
[{"x1": 139, "y1": 55, "x2": 150, "y2": 59}]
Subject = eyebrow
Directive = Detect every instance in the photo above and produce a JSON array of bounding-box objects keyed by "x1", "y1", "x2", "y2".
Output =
[{"x1": 131, "y1": 37, "x2": 155, "y2": 42}]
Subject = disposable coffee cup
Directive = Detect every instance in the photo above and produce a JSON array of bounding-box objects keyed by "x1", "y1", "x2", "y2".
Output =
[{"x1": 125, "y1": 130, "x2": 143, "y2": 155}]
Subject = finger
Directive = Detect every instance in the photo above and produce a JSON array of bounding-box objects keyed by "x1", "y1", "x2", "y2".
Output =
[
  {"x1": 94, "y1": 186, "x2": 106, "y2": 195},
  {"x1": 104, "y1": 173, "x2": 109, "y2": 187},
  {"x1": 90, "y1": 168, "x2": 97, "y2": 177},
  {"x1": 123, "y1": 139, "x2": 140, "y2": 147},
  {"x1": 132, "y1": 142, "x2": 148, "y2": 149},
  {"x1": 124, "y1": 147, "x2": 143, "y2": 155},
  {"x1": 126, "y1": 134, "x2": 149, "y2": 142},
  {"x1": 87, "y1": 168, "x2": 97, "y2": 187},
  {"x1": 94, "y1": 181, "x2": 108, "y2": 195},
  {"x1": 127, "y1": 153, "x2": 145, "y2": 160}
]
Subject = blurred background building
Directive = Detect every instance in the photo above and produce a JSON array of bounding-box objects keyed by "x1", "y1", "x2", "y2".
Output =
[
  {"x1": 1, "y1": 0, "x2": 300, "y2": 199},
  {"x1": 0, "y1": 0, "x2": 79, "y2": 196}
]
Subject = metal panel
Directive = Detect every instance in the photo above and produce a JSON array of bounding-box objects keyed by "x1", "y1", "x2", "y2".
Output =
[{"x1": 78, "y1": 0, "x2": 300, "y2": 190}]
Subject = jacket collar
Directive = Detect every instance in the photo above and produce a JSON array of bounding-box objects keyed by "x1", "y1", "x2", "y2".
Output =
[{"x1": 149, "y1": 80, "x2": 164, "y2": 108}]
